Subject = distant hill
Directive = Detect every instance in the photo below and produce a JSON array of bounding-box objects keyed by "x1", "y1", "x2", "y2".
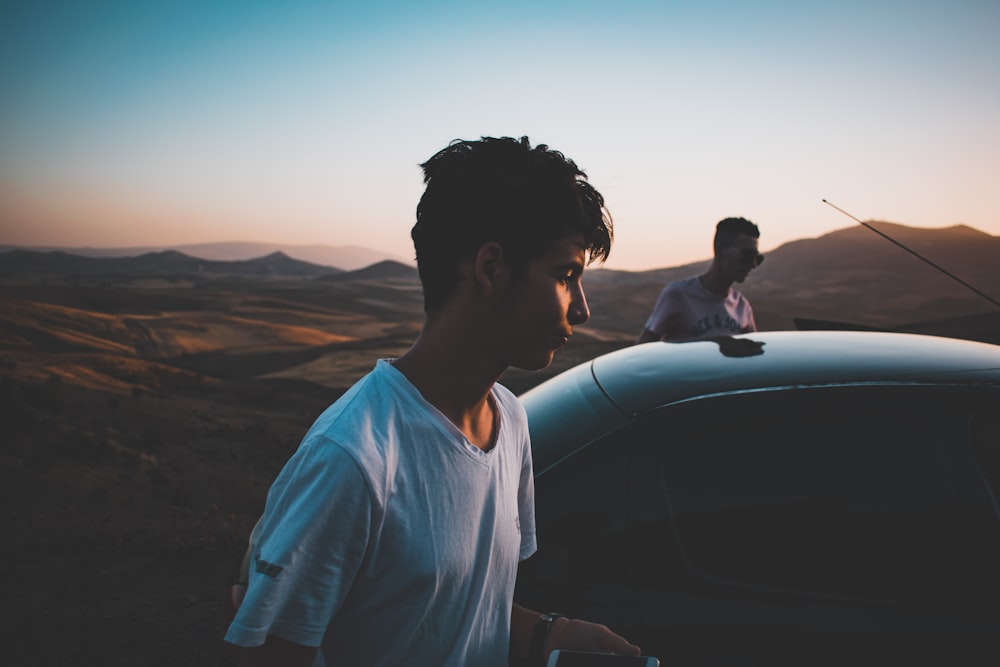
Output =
[
  {"x1": 0, "y1": 241, "x2": 412, "y2": 271},
  {"x1": 747, "y1": 221, "x2": 1000, "y2": 328},
  {"x1": 318, "y1": 260, "x2": 419, "y2": 283},
  {"x1": 0, "y1": 248, "x2": 341, "y2": 279}
]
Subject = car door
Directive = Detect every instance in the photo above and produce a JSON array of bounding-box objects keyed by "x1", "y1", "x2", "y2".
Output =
[
  {"x1": 515, "y1": 419, "x2": 638, "y2": 637},
  {"x1": 626, "y1": 385, "x2": 1000, "y2": 667}
]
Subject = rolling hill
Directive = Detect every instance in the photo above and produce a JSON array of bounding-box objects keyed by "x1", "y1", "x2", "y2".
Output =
[
  {"x1": 0, "y1": 241, "x2": 411, "y2": 271},
  {"x1": 0, "y1": 248, "x2": 341, "y2": 280}
]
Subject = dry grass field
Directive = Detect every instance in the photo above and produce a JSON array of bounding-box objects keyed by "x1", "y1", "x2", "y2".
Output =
[{"x1": 0, "y1": 269, "x2": 420, "y2": 665}]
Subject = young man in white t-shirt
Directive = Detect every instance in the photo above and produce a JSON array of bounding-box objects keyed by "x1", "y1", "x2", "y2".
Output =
[
  {"x1": 637, "y1": 217, "x2": 764, "y2": 355},
  {"x1": 224, "y1": 136, "x2": 641, "y2": 666}
]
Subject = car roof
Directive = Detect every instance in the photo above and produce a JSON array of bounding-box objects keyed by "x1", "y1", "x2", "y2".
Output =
[
  {"x1": 520, "y1": 331, "x2": 1000, "y2": 472},
  {"x1": 592, "y1": 330, "x2": 1000, "y2": 416}
]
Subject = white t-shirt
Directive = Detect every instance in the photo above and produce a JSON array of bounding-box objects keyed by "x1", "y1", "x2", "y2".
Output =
[
  {"x1": 225, "y1": 359, "x2": 537, "y2": 666},
  {"x1": 644, "y1": 275, "x2": 756, "y2": 341}
]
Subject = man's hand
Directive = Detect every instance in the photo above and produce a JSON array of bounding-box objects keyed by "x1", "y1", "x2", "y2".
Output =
[
  {"x1": 543, "y1": 616, "x2": 641, "y2": 661},
  {"x1": 713, "y1": 336, "x2": 765, "y2": 358}
]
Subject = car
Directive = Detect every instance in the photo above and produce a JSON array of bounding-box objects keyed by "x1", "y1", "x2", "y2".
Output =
[{"x1": 514, "y1": 330, "x2": 1000, "y2": 667}]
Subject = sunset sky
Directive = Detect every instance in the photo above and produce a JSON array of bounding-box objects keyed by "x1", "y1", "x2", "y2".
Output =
[{"x1": 1, "y1": 1, "x2": 998, "y2": 270}]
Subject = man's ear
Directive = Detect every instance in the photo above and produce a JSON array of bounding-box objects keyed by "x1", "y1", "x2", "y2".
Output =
[{"x1": 473, "y1": 242, "x2": 507, "y2": 296}]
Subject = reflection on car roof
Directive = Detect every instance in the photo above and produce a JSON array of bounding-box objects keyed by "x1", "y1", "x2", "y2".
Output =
[{"x1": 592, "y1": 331, "x2": 1000, "y2": 416}]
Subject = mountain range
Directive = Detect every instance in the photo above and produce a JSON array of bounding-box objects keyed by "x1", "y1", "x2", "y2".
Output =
[
  {"x1": 3, "y1": 221, "x2": 998, "y2": 338},
  {"x1": 0, "y1": 241, "x2": 411, "y2": 271}
]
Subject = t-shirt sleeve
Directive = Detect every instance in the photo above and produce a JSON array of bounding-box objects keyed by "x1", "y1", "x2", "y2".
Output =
[
  {"x1": 518, "y1": 435, "x2": 537, "y2": 561},
  {"x1": 644, "y1": 283, "x2": 682, "y2": 337},
  {"x1": 508, "y1": 394, "x2": 537, "y2": 561},
  {"x1": 225, "y1": 438, "x2": 375, "y2": 648},
  {"x1": 495, "y1": 384, "x2": 537, "y2": 562}
]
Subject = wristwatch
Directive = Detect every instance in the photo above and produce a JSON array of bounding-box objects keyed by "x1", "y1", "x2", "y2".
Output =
[{"x1": 530, "y1": 612, "x2": 566, "y2": 661}]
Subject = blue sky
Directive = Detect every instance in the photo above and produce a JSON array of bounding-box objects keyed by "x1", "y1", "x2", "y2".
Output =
[{"x1": 1, "y1": 0, "x2": 998, "y2": 269}]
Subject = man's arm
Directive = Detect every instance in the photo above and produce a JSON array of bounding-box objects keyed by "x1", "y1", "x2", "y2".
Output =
[
  {"x1": 710, "y1": 336, "x2": 765, "y2": 357},
  {"x1": 510, "y1": 603, "x2": 640, "y2": 664},
  {"x1": 638, "y1": 283, "x2": 686, "y2": 344},
  {"x1": 743, "y1": 305, "x2": 757, "y2": 333},
  {"x1": 635, "y1": 327, "x2": 661, "y2": 344}
]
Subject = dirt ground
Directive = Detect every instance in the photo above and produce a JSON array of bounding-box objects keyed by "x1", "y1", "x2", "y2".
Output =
[{"x1": 3, "y1": 526, "x2": 238, "y2": 666}]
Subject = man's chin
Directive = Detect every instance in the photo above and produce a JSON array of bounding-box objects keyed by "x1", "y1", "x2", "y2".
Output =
[{"x1": 511, "y1": 352, "x2": 555, "y2": 372}]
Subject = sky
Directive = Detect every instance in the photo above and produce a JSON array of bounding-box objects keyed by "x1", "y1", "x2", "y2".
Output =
[{"x1": 1, "y1": 0, "x2": 998, "y2": 271}]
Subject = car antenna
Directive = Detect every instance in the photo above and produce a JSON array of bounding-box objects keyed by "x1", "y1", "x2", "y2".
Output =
[{"x1": 822, "y1": 199, "x2": 1000, "y2": 310}]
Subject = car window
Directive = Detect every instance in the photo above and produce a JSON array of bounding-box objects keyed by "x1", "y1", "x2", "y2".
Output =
[{"x1": 631, "y1": 388, "x2": 997, "y2": 607}]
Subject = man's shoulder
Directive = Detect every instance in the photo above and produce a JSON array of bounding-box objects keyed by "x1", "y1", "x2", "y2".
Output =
[
  {"x1": 662, "y1": 275, "x2": 702, "y2": 295},
  {"x1": 666, "y1": 275, "x2": 700, "y2": 289},
  {"x1": 492, "y1": 381, "x2": 520, "y2": 410},
  {"x1": 311, "y1": 364, "x2": 385, "y2": 418},
  {"x1": 493, "y1": 382, "x2": 529, "y2": 430},
  {"x1": 301, "y1": 363, "x2": 404, "y2": 448}
]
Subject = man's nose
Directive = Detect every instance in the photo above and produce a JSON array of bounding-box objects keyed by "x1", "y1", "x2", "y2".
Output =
[{"x1": 569, "y1": 284, "x2": 590, "y2": 326}]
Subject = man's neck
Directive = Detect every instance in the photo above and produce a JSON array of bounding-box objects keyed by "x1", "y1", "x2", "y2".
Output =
[
  {"x1": 699, "y1": 266, "x2": 733, "y2": 298},
  {"x1": 392, "y1": 317, "x2": 504, "y2": 450}
]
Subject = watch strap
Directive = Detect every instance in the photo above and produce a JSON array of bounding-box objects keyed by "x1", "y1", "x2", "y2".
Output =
[{"x1": 530, "y1": 612, "x2": 566, "y2": 661}]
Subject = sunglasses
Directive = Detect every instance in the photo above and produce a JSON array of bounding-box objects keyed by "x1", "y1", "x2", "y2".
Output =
[{"x1": 738, "y1": 248, "x2": 764, "y2": 267}]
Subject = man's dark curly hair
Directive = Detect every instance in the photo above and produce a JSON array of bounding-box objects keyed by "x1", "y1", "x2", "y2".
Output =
[{"x1": 411, "y1": 136, "x2": 613, "y2": 312}]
